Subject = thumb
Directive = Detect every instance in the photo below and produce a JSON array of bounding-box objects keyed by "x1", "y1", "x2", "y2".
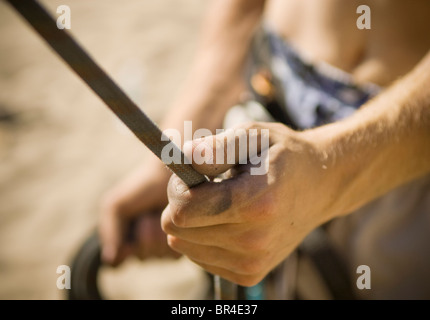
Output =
[{"x1": 183, "y1": 123, "x2": 270, "y2": 177}]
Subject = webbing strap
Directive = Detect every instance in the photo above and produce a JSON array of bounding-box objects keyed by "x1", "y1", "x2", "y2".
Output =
[{"x1": 6, "y1": 0, "x2": 236, "y2": 300}]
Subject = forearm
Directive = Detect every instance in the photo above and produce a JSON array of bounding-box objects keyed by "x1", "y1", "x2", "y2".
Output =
[
  {"x1": 160, "y1": 0, "x2": 266, "y2": 136},
  {"x1": 308, "y1": 52, "x2": 430, "y2": 219}
]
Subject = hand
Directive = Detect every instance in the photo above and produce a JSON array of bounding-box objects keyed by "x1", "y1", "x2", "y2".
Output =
[
  {"x1": 161, "y1": 122, "x2": 336, "y2": 286},
  {"x1": 99, "y1": 160, "x2": 180, "y2": 267}
]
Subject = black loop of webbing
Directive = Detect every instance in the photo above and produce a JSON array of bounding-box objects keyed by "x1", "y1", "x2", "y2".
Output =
[{"x1": 5, "y1": 0, "x2": 238, "y2": 300}]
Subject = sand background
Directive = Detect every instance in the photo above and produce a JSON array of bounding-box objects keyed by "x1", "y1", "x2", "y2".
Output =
[{"x1": 0, "y1": 0, "x2": 211, "y2": 300}]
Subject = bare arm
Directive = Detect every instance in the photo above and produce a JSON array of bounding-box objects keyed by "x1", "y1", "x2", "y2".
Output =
[{"x1": 307, "y1": 50, "x2": 430, "y2": 221}]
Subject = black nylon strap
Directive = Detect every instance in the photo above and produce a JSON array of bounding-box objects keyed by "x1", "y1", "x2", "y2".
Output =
[{"x1": 6, "y1": 0, "x2": 238, "y2": 300}]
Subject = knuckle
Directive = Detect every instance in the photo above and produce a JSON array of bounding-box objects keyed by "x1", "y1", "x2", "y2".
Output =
[
  {"x1": 161, "y1": 212, "x2": 175, "y2": 234},
  {"x1": 167, "y1": 174, "x2": 190, "y2": 200},
  {"x1": 272, "y1": 122, "x2": 288, "y2": 132},
  {"x1": 247, "y1": 194, "x2": 276, "y2": 222},
  {"x1": 100, "y1": 192, "x2": 123, "y2": 215},
  {"x1": 234, "y1": 274, "x2": 265, "y2": 288},
  {"x1": 166, "y1": 235, "x2": 182, "y2": 251},
  {"x1": 237, "y1": 257, "x2": 264, "y2": 275},
  {"x1": 236, "y1": 231, "x2": 270, "y2": 254},
  {"x1": 170, "y1": 203, "x2": 187, "y2": 227},
  {"x1": 166, "y1": 179, "x2": 192, "y2": 228},
  {"x1": 242, "y1": 121, "x2": 260, "y2": 131}
]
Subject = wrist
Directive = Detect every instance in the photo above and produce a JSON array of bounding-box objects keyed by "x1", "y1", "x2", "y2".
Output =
[{"x1": 300, "y1": 121, "x2": 370, "y2": 220}]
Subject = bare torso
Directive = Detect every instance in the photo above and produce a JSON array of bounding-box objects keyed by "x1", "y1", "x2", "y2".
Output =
[{"x1": 265, "y1": 0, "x2": 430, "y2": 86}]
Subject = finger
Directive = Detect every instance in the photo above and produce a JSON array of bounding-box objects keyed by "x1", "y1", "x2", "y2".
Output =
[
  {"x1": 105, "y1": 166, "x2": 168, "y2": 218},
  {"x1": 134, "y1": 213, "x2": 158, "y2": 259},
  {"x1": 167, "y1": 235, "x2": 261, "y2": 277},
  {"x1": 165, "y1": 168, "x2": 273, "y2": 228},
  {"x1": 99, "y1": 205, "x2": 133, "y2": 266},
  {"x1": 134, "y1": 213, "x2": 181, "y2": 259},
  {"x1": 192, "y1": 261, "x2": 266, "y2": 288},
  {"x1": 98, "y1": 167, "x2": 168, "y2": 265},
  {"x1": 183, "y1": 122, "x2": 271, "y2": 177},
  {"x1": 161, "y1": 211, "x2": 235, "y2": 248}
]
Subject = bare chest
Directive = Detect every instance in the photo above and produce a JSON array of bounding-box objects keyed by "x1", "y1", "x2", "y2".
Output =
[{"x1": 265, "y1": 0, "x2": 430, "y2": 86}]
